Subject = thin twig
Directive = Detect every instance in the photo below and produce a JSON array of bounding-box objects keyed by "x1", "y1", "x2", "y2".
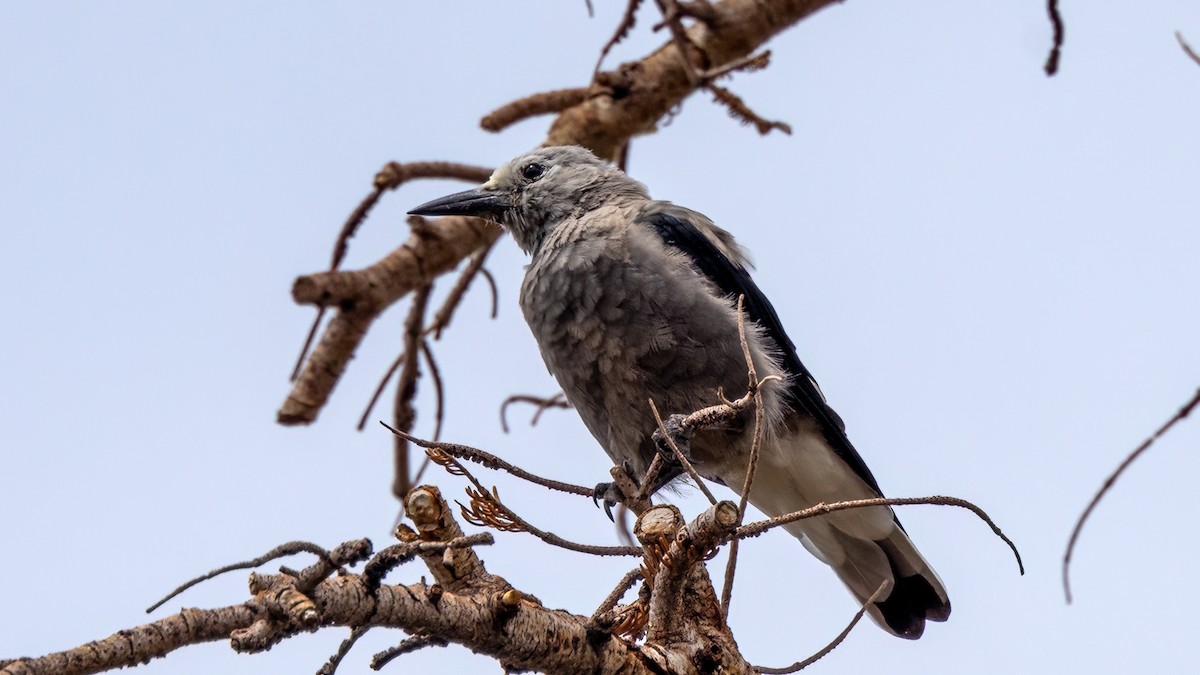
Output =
[
  {"x1": 706, "y1": 84, "x2": 791, "y2": 135},
  {"x1": 1044, "y1": 0, "x2": 1064, "y2": 75},
  {"x1": 146, "y1": 542, "x2": 334, "y2": 613},
  {"x1": 1063, "y1": 387, "x2": 1200, "y2": 603},
  {"x1": 357, "y1": 351, "x2": 405, "y2": 431},
  {"x1": 736, "y1": 496, "x2": 1024, "y2": 575},
  {"x1": 316, "y1": 626, "x2": 369, "y2": 675},
  {"x1": 362, "y1": 534, "x2": 495, "y2": 592},
  {"x1": 633, "y1": 454, "x2": 666, "y2": 502},
  {"x1": 722, "y1": 296, "x2": 767, "y2": 615},
  {"x1": 424, "y1": 241, "x2": 496, "y2": 340},
  {"x1": 698, "y1": 50, "x2": 771, "y2": 82},
  {"x1": 392, "y1": 284, "x2": 434, "y2": 502},
  {"x1": 479, "y1": 267, "x2": 499, "y2": 318},
  {"x1": 655, "y1": 0, "x2": 702, "y2": 84},
  {"x1": 420, "y1": 340, "x2": 444, "y2": 442},
  {"x1": 754, "y1": 581, "x2": 889, "y2": 673},
  {"x1": 500, "y1": 393, "x2": 572, "y2": 433},
  {"x1": 591, "y1": 568, "x2": 644, "y2": 622},
  {"x1": 370, "y1": 634, "x2": 448, "y2": 670},
  {"x1": 381, "y1": 423, "x2": 641, "y2": 557},
  {"x1": 384, "y1": 425, "x2": 594, "y2": 497},
  {"x1": 290, "y1": 307, "x2": 327, "y2": 383},
  {"x1": 1177, "y1": 32, "x2": 1200, "y2": 66},
  {"x1": 648, "y1": 399, "x2": 719, "y2": 505},
  {"x1": 595, "y1": 0, "x2": 646, "y2": 74}
]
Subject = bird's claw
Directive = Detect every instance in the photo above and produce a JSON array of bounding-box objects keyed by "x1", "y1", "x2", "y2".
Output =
[{"x1": 592, "y1": 481, "x2": 621, "y2": 522}]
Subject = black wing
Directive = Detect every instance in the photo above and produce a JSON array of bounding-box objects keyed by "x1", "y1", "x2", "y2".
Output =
[{"x1": 640, "y1": 209, "x2": 885, "y2": 496}]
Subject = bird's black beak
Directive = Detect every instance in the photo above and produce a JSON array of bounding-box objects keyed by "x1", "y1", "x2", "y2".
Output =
[{"x1": 408, "y1": 188, "x2": 511, "y2": 220}]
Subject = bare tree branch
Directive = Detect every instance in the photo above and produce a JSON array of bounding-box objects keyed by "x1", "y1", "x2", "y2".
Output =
[
  {"x1": 1062, "y1": 387, "x2": 1200, "y2": 603},
  {"x1": 1177, "y1": 31, "x2": 1200, "y2": 66},
  {"x1": 1044, "y1": 0, "x2": 1065, "y2": 75}
]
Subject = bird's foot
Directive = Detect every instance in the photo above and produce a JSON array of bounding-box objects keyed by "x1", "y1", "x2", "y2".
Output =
[
  {"x1": 652, "y1": 413, "x2": 695, "y2": 464},
  {"x1": 592, "y1": 481, "x2": 622, "y2": 522},
  {"x1": 593, "y1": 460, "x2": 638, "y2": 521}
]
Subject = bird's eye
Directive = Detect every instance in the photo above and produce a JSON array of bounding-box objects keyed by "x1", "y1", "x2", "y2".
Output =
[{"x1": 520, "y1": 163, "x2": 546, "y2": 181}]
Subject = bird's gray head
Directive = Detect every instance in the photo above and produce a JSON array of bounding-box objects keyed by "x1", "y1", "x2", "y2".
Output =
[{"x1": 408, "y1": 146, "x2": 648, "y2": 254}]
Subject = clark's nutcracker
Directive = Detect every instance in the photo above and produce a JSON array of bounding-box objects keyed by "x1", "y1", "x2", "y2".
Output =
[{"x1": 410, "y1": 146, "x2": 950, "y2": 638}]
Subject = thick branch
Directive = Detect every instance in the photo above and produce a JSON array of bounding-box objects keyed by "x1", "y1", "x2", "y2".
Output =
[
  {"x1": 278, "y1": 216, "x2": 500, "y2": 425},
  {"x1": 546, "y1": 0, "x2": 841, "y2": 159}
]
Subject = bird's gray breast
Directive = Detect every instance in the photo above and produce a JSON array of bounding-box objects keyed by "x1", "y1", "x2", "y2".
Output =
[{"x1": 518, "y1": 208, "x2": 754, "y2": 478}]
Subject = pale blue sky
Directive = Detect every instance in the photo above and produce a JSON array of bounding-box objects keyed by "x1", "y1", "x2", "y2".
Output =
[{"x1": 3, "y1": 2, "x2": 1199, "y2": 673}]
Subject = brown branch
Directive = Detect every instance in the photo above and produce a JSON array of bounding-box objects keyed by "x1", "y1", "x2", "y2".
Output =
[
  {"x1": 316, "y1": 626, "x2": 369, "y2": 675},
  {"x1": 547, "y1": 0, "x2": 840, "y2": 159},
  {"x1": 699, "y1": 49, "x2": 771, "y2": 81},
  {"x1": 737, "y1": 495, "x2": 1024, "y2": 575},
  {"x1": 382, "y1": 424, "x2": 641, "y2": 557},
  {"x1": 391, "y1": 284, "x2": 433, "y2": 502},
  {"x1": 481, "y1": 88, "x2": 592, "y2": 133},
  {"x1": 754, "y1": 581, "x2": 889, "y2": 673},
  {"x1": 1177, "y1": 31, "x2": 1200, "y2": 66},
  {"x1": 425, "y1": 241, "x2": 496, "y2": 339},
  {"x1": 279, "y1": 215, "x2": 500, "y2": 425},
  {"x1": 1044, "y1": 0, "x2": 1064, "y2": 75},
  {"x1": 500, "y1": 392, "x2": 572, "y2": 433},
  {"x1": 595, "y1": 0, "x2": 646, "y2": 74},
  {"x1": 420, "y1": 340, "x2": 444, "y2": 443},
  {"x1": 1063, "y1": 387, "x2": 1200, "y2": 603},
  {"x1": 649, "y1": 399, "x2": 719, "y2": 505},
  {"x1": 706, "y1": 83, "x2": 792, "y2": 135},
  {"x1": 654, "y1": 0, "x2": 704, "y2": 84},
  {"x1": 370, "y1": 634, "x2": 448, "y2": 670},
  {"x1": 145, "y1": 541, "x2": 336, "y2": 613},
  {"x1": 386, "y1": 425, "x2": 593, "y2": 497}
]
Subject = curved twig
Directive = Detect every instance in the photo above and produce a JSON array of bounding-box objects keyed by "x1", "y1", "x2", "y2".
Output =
[
  {"x1": 381, "y1": 423, "x2": 641, "y2": 557},
  {"x1": 736, "y1": 495, "x2": 1024, "y2": 575},
  {"x1": 754, "y1": 581, "x2": 889, "y2": 673},
  {"x1": 1044, "y1": 0, "x2": 1064, "y2": 75},
  {"x1": 146, "y1": 541, "x2": 335, "y2": 613},
  {"x1": 1062, "y1": 387, "x2": 1200, "y2": 603}
]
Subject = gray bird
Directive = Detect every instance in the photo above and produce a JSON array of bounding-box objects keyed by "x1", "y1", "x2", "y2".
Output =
[{"x1": 410, "y1": 146, "x2": 950, "y2": 638}]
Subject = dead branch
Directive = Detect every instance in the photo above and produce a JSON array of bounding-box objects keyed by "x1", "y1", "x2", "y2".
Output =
[
  {"x1": 386, "y1": 425, "x2": 594, "y2": 497},
  {"x1": 706, "y1": 84, "x2": 792, "y2": 135},
  {"x1": 383, "y1": 423, "x2": 642, "y2": 557},
  {"x1": 370, "y1": 634, "x2": 447, "y2": 670},
  {"x1": 1062, "y1": 387, "x2": 1200, "y2": 603},
  {"x1": 424, "y1": 240, "x2": 496, "y2": 339},
  {"x1": 145, "y1": 540, "x2": 337, "y2": 613},
  {"x1": 279, "y1": 215, "x2": 500, "y2": 425},
  {"x1": 1178, "y1": 31, "x2": 1200, "y2": 66},
  {"x1": 1044, "y1": 0, "x2": 1064, "y2": 76},
  {"x1": 392, "y1": 283, "x2": 434, "y2": 501},
  {"x1": 288, "y1": 162, "x2": 493, "y2": 383},
  {"x1": 481, "y1": 88, "x2": 592, "y2": 133},
  {"x1": 648, "y1": 398, "x2": 719, "y2": 505},
  {"x1": 595, "y1": 0, "x2": 646, "y2": 74},
  {"x1": 736, "y1": 495, "x2": 1025, "y2": 575},
  {"x1": 500, "y1": 392, "x2": 573, "y2": 432},
  {"x1": 4, "y1": 487, "x2": 772, "y2": 675},
  {"x1": 754, "y1": 581, "x2": 889, "y2": 674}
]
